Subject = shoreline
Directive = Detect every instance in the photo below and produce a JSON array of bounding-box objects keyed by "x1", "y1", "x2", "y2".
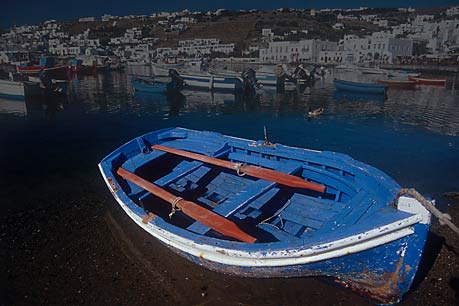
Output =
[{"x1": 2, "y1": 181, "x2": 458, "y2": 305}]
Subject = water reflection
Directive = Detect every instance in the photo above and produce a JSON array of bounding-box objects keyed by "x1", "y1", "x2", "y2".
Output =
[
  {"x1": 0, "y1": 98, "x2": 28, "y2": 116},
  {"x1": 333, "y1": 91, "x2": 386, "y2": 103},
  {"x1": 1, "y1": 68, "x2": 458, "y2": 136}
]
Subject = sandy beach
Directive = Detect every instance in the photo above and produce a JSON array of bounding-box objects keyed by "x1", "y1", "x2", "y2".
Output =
[{"x1": 2, "y1": 170, "x2": 458, "y2": 306}]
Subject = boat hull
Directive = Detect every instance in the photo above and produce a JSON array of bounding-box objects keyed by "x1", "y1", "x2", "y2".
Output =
[
  {"x1": 104, "y1": 177, "x2": 429, "y2": 305},
  {"x1": 408, "y1": 76, "x2": 446, "y2": 86},
  {"x1": 180, "y1": 73, "x2": 243, "y2": 93},
  {"x1": 334, "y1": 79, "x2": 387, "y2": 94},
  {"x1": 153, "y1": 64, "x2": 244, "y2": 93},
  {"x1": 16, "y1": 65, "x2": 68, "y2": 79},
  {"x1": 99, "y1": 127, "x2": 431, "y2": 305},
  {"x1": 359, "y1": 67, "x2": 388, "y2": 75},
  {"x1": 0, "y1": 79, "x2": 25, "y2": 100},
  {"x1": 172, "y1": 224, "x2": 429, "y2": 304},
  {"x1": 377, "y1": 80, "x2": 417, "y2": 89}
]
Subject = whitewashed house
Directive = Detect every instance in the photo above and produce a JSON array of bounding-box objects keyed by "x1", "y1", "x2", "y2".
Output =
[
  {"x1": 338, "y1": 33, "x2": 413, "y2": 64},
  {"x1": 446, "y1": 6, "x2": 459, "y2": 16},
  {"x1": 259, "y1": 39, "x2": 337, "y2": 63}
]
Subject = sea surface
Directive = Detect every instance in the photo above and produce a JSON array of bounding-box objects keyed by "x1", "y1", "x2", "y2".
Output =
[
  {"x1": 1, "y1": 66, "x2": 458, "y2": 206},
  {"x1": 1, "y1": 66, "x2": 459, "y2": 306}
]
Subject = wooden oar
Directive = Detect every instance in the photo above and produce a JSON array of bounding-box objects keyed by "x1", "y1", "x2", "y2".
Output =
[
  {"x1": 116, "y1": 167, "x2": 257, "y2": 244},
  {"x1": 152, "y1": 144, "x2": 326, "y2": 193}
]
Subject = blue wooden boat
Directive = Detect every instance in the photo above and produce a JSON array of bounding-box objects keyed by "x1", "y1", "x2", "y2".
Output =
[
  {"x1": 99, "y1": 127, "x2": 431, "y2": 305},
  {"x1": 334, "y1": 79, "x2": 388, "y2": 94}
]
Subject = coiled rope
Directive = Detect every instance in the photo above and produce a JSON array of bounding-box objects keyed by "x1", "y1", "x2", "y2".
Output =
[{"x1": 394, "y1": 188, "x2": 459, "y2": 235}]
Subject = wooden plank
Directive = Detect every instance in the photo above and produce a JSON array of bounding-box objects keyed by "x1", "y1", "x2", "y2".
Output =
[
  {"x1": 152, "y1": 144, "x2": 326, "y2": 192},
  {"x1": 154, "y1": 161, "x2": 203, "y2": 187},
  {"x1": 117, "y1": 167, "x2": 257, "y2": 243}
]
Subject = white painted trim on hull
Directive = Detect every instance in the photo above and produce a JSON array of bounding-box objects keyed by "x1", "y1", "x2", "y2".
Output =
[{"x1": 100, "y1": 164, "x2": 430, "y2": 268}]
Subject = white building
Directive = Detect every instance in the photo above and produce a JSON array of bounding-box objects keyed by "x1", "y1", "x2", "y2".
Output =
[
  {"x1": 373, "y1": 20, "x2": 389, "y2": 28},
  {"x1": 446, "y1": 6, "x2": 459, "y2": 16},
  {"x1": 259, "y1": 39, "x2": 338, "y2": 63},
  {"x1": 177, "y1": 38, "x2": 235, "y2": 56},
  {"x1": 178, "y1": 17, "x2": 196, "y2": 23},
  {"x1": 49, "y1": 45, "x2": 81, "y2": 56},
  {"x1": 102, "y1": 14, "x2": 118, "y2": 21},
  {"x1": 338, "y1": 33, "x2": 413, "y2": 64}
]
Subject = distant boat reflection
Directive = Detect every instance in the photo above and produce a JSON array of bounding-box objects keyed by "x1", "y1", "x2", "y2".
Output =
[
  {"x1": 7, "y1": 69, "x2": 457, "y2": 137},
  {"x1": 0, "y1": 98, "x2": 27, "y2": 116},
  {"x1": 132, "y1": 89, "x2": 244, "y2": 117}
]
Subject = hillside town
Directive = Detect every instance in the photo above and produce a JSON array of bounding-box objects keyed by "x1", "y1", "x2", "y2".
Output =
[{"x1": 0, "y1": 6, "x2": 458, "y2": 68}]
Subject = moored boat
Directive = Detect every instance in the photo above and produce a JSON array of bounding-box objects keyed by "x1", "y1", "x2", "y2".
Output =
[
  {"x1": 153, "y1": 64, "x2": 250, "y2": 93},
  {"x1": 99, "y1": 127, "x2": 432, "y2": 305},
  {"x1": 358, "y1": 67, "x2": 388, "y2": 75},
  {"x1": 377, "y1": 79, "x2": 417, "y2": 89},
  {"x1": 0, "y1": 79, "x2": 26, "y2": 100},
  {"x1": 387, "y1": 70, "x2": 420, "y2": 78},
  {"x1": 334, "y1": 79, "x2": 388, "y2": 94},
  {"x1": 16, "y1": 57, "x2": 68, "y2": 79},
  {"x1": 408, "y1": 76, "x2": 446, "y2": 86},
  {"x1": 335, "y1": 64, "x2": 359, "y2": 72}
]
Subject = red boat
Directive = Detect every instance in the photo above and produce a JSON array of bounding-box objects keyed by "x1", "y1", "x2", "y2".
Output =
[
  {"x1": 16, "y1": 56, "x2": 68, "y2": 79},
  {"x1": 377, "y1": 79, "x2": 417, "y2": 89},
  {"x1": 408, "y1": 76, "x2": 446, "y2": 86},
  {"x1": 17, "y1": 65, "x2": 68, "y2": 78}
]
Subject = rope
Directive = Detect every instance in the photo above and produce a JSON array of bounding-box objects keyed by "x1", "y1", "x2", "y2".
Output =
[
  {"x1": 394, "y1": 188, "x2": 459, "y2": 235},
  {"x1": 259, "y1": 199, "x2": 290, "y2": 230},
  {"x1": 234, "y1": 163, "x2": 246, "y2": 177},
  {"x1": 169, "y1": 197, "x2": 183, "y2": 219}
]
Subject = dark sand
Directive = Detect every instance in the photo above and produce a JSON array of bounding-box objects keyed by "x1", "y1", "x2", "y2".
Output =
[{"x1": 1, "y1": 172, "x2": 458, "y2": 306}]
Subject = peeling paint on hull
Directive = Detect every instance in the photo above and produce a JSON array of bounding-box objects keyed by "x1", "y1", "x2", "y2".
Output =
[
  {"x1": 99, "y1": 127, "x2": 432, "y2": 305},
  {"x1": 164, "y1": 223, "x2": 428, "y2": 305}
]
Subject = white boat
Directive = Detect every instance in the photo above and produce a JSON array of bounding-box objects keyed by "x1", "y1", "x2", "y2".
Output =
[
  {"x1": 127, "y1": 59, "x2": 151, "y2": 66},
  {"x1": 153, "y1": 63, "x2": 246, "y2": 93},
  {"x1": 335, "y1": 64, "x2": 359, "y2": 72},
  {"x1": 358, "y1": 67, "x2": 389, "y2": 75},
  {"x1": 0, "y1": 79, "x2": 25, "y2": 100}
]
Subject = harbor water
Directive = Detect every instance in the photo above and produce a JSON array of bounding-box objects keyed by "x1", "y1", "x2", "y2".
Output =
[{"x1": 1, "y1": 66, "x2": 459, "y2": 305}]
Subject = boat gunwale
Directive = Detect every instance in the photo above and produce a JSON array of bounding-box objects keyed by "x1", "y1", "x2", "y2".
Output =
[
  {"x1": 99, "y1": 128, "x2": 430, "y2": 263},
  {"x1": 100, "y1": 161, "x2": 428, "y2": 266}
]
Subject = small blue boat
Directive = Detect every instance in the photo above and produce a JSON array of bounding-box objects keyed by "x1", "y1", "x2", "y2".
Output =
[
  {"x1": 131, "y1": 78, "x2": 168, "y2": 93},
  {"x1": 99, "y1": 127, "x2": 431, "y2": 305},
  {"x1": 334, "y1": 79, "x2": 388, "y2": 94}
]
